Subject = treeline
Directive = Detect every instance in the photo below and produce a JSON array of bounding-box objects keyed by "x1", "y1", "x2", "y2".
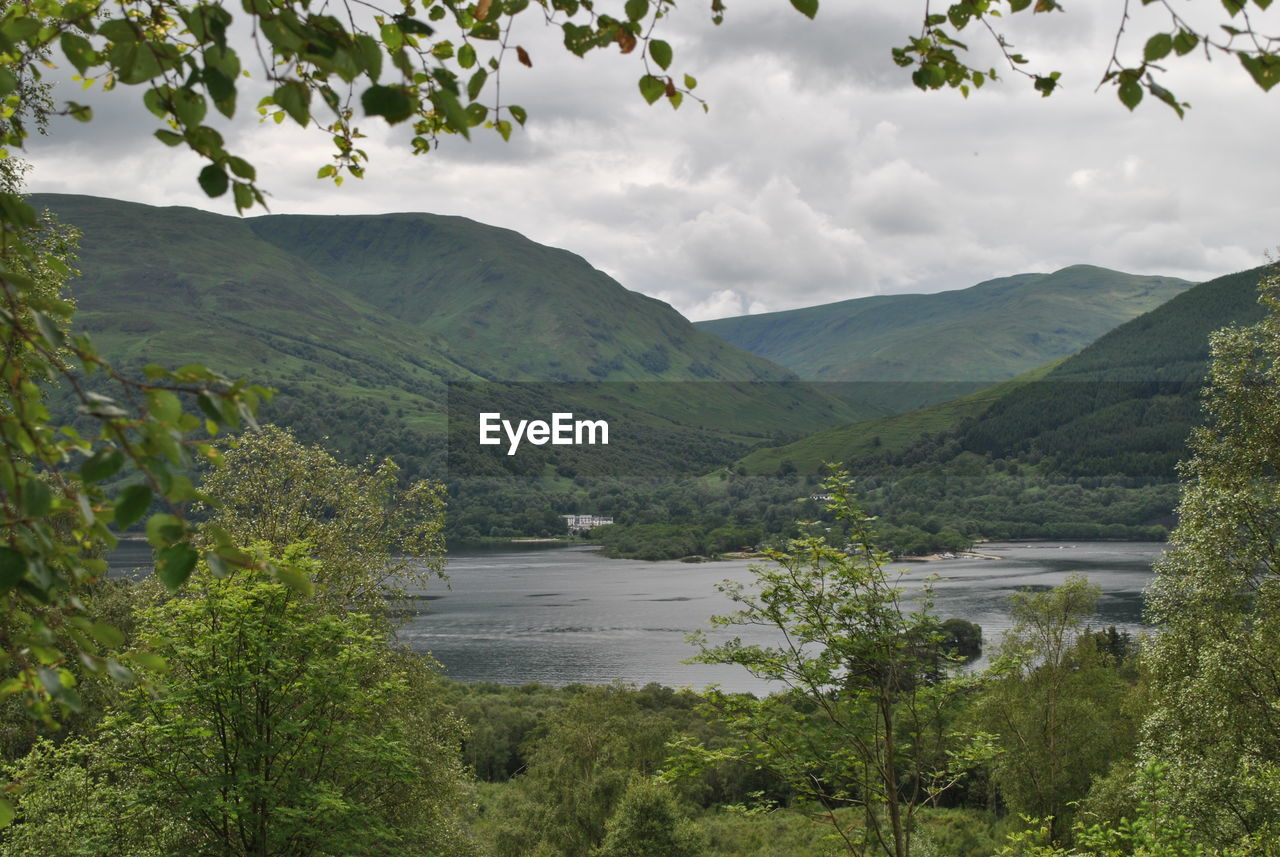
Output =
[{"x1": 444, "y1": 470, "x2": 1171, "y2": 561}]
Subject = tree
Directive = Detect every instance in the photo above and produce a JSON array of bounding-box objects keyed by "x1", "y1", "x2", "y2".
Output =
[
  {"x1": 0, "y1": 183, "x2": 278, "y2": 740},
  {"x1": 595, "y1": 779, "x2": 704, "y2": 857},
  {"x1": 892, "y1": 0, "x2": 1280, "y2": 115},
  {"x1": 686, "y1": 472, "x2": 973, "y2": 857},
  {"x1": 975, "y1": 575, "x2": 1135, "y2": 843},
  {"x1": 491, "y1": 685, "x2": 677, "y2": 857},
  {"x1": 1140, "y1": 267, "x2": 1280, "y2": 847},
  {"x1": 2, "y1": 566, "x2": 477, "y2": 857},
  {"x1": 199, "y1": 424, "x2": 445, "y2": 614}
]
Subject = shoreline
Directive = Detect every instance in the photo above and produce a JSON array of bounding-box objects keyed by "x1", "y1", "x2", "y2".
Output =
[{"x1": 898, "y1": 551, "x2": 1003, "y2": 562}]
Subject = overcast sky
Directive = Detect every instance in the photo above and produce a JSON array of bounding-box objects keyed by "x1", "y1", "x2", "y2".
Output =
[{"x1": 24, "y1": 1, "x2": 1280, "y2": 320}]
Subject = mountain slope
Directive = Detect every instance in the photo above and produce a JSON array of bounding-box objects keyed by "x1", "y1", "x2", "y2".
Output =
[
  {"x1": 736, "y1": 361, "x2": 1065, "y2": 476},
  {"x1": 249, "y1": 213, "x2": 781, "y2": 384},
  {"x1": 736, "y1": 264, "x2": 1271, "y2": 478},
  {"x1": 697, "y1": 265, "x2": 1195, "y2": 385},
  {"x1": 34, "y1": 194, "x2": 865, "y2": 477}
]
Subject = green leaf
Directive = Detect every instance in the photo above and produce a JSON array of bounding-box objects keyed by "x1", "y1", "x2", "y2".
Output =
[
  {"x1": 32, "y1": 310, "x2": 65, "y2": 349},
  {"x1": 226, "y1": 157, "x2": 255, "y2": 180},
  {"x1": 90, "y1": 621, "x2": 124, "y2": 648},
  {"x1": 143, "y1": 87, "x2": 168, "y2": 118},
  {"x1": 1173, "y1": 30, "x2": 1199, "y2": 56},
  {"x1": 1144, "y1": 33, "x2": 1173, "y2": 62},
  {"x1": 638, "y1": 74, "x2": 665, "y2": 104},
  {"x1": 380, "y1": 22, "x2": 403, "y2": 52},
  {"x1": 198, "y1": 164, "x2": 228, "y2": 198},
  {"x1": 207, "y1": 552, "x2": 230, "y2": 577},
  {"x1": 467, "y1": 67, "x2": 488, "y2": 100},
  {"x1": 683, "y1": 73, "x2": 697, "y2": 90},
  {"x1": 272, "y1": 560, "x2": 314, "y2": 596},
  {"x1": 129, "y1": 652, "x2": 169, "y2": 673},
  {"x1": 97, "y1": 19, "x2": 139, "y2": 42},
  {"x1": 196, "y1": 391, "x2": 223, "y2": 424},
  {"x1": 625, "y1": 0, "x2": 649, "y2": 21},
  {"x1": 115, "y1": 484, "x2": 152, "y2": 530},
  {"x1": 0, "y1": 797, "x2": 14, "y2": 829},
  {"x1": 203, "y1": 67, "x2": 235, "y2": 104},
  {"x1": 60, "y1": 32, "x2": 96, "y2": 73},
  {"x1": 458, "y1": 42, "x2": 476, "y2": 69},
  {"x1": 81, "y1": 448, "x2": 124, "y2": 483},
  {"x1": 145, "y1": 512, "x2": 184, "y2": 549},
  {"x1": 1240, "y1": 53, "x2": 1280, "y2": 91},
  {"x1": 104, "y1": 660, "x2": 136, "y2": 683},
  {"x1": 0, "y1": 548, "x2": 27, "y2": 594},
  {"x1": 789, "y1": 0, "x2": 818, "y2": 19},
  {"x1": 274, "y1": 81, "x2": 310, "y2": 126},
  {"x1": 156, "y1": 542, "x2": 198, "y2": 590},
  {"x1": 430, "y1": 88, "x2": 472, "y2": 138},
  {"x1": 509, "y1": 104, "x2": 528, "y2": 125},
  {"x1": 154, "y1": 129, "x2": 184, "y2": 146},
  {"x1": 0, "y1": 67, "x2": 19, "y2": 97},
  {"x1": 361, "y1": 84, "x2": 415, "y2": 123},
  {"x1": 22, "y1": 480, "x2": 51, "y2": 517},
  {"x1": 648, "y1": 38, "x2": 672, "y2": 70},
  {"x1": 355, "y1": 33, "x2": 383, "y2": 80},
  {"x1": 1118, "y1": 78, "x2": 1143, "y2": 109},
  {"x1": 394, "y1": 14, "x2": 434, "y2": 36}
]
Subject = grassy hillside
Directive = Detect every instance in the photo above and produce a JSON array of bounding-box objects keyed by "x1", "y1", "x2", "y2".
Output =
[
  {"x1": 697, "y1": 266, "x2": 1194, "y2": 393},
  {"x1": 34, "y1": 194, "x2": 866, "y2": 478},
  {"x1": 736, "y1": 265, "x2": 1269, "y2": 480},
  {"x1": 249, "y1": 213, "x2": 785, "y2": 384},
  {"x1": 736, "y1": 361, "x2": 1064, "y2": 476}
]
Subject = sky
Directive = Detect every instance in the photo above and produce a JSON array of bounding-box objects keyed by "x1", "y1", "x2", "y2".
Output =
[{"x1": 24, "y1": 1, "x2": 1280, "y2": 321}]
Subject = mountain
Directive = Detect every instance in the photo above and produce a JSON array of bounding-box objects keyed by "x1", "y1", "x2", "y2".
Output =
[
  {"x1": 34, "y1": 194, "x2": 867, "y2": 478},
  {"x1": 722, "y1": 265, "x2": 1272, "y2": 546},
  {"x1": 736, "y1": 264, "x2": 1271, "y2": 480},
  {"x1": 735, "y1": 361, "x2": 1064, "y2": 476},
  {"x1": 696, "y1": 265, "x2": 1195, "y2": 392}
]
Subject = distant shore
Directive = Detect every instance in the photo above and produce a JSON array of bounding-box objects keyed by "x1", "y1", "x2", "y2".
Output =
[{"x1": 899, "y1": 551, "x2": 1003, "y2": 562}]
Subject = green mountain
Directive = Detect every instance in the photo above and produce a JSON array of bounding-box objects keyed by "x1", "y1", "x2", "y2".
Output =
[
  {"x1": 735, "y1": 361, "x2": 1065, "y2": 476},
  {"x1": 720, "y1": 265, "x2": 1271, "y2": 547},
  {"x1": 35, "y1": 193, "x2": 867, "y2": 478},
  {"x1": 696, "y1": 265, "x2": 1195, "y2": 393},
  {"x1": 737, "y1": 263, "x2": 1270, "y2": 483}
]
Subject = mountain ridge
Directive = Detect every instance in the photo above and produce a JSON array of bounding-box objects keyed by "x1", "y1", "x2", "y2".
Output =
[
  {"x1": 696, "y1": 264, "x2": 1196, "y2": 390},
  {"x1": 32, "y1": 193, "x2": 866, "y2": 478}
]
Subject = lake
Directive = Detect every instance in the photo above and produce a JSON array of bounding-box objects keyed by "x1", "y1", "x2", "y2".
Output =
[
  {"x1": 395, "y1": 541, "x2": 1163, "y2": 694},
  {"x1": 107, "y1": 540, "x2": 1163, "y2": 694}
]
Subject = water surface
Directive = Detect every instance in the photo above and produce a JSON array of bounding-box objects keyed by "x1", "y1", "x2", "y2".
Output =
[
  {"x1": 109, "y1": 540, "x2": 1161, "y2": 694},
  {"x1": 396, "y1": 541, "x2": 1162, "y2": 694}
]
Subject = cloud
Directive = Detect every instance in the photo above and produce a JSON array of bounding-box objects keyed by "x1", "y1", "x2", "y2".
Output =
[{"x1": 22, "y1": 2, "x2": 1280, "y2": 322}]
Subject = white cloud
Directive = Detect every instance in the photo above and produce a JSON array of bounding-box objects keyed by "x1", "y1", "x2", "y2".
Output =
[{"x1": 23, "y1": 2, "x2": 1280, "y2": 320}]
